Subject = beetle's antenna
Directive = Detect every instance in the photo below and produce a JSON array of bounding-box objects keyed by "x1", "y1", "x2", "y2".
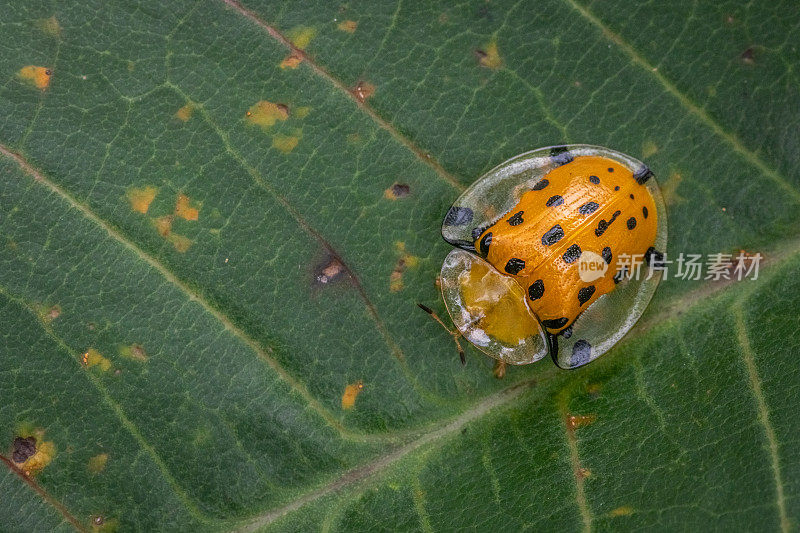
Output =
[{"x1": 417, "y1": 303, "x2": 466, "y2": 364}]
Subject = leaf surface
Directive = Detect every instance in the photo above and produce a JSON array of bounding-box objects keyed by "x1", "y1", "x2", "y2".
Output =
[{"x1": 0, "y1": 0, "x2": 798, "y2": 530}]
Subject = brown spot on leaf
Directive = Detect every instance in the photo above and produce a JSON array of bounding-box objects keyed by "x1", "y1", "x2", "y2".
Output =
[
  {"x1": 167, "y1": 234, "x2": 193, "y2": 253},
  {"x1": 18, "y1": 66, "x2": 52, "y2": 90},
  {"x1": 492, "y1": 361, "x2": 506, "y2": 379},
  {"x1": 126, "y1": 186, "x2": 157, "y2": 214},
  {"x1": 280, "y1": 52, "x2": 303, "y2": 69},
  {"x1": 174, "y1": 103, "x2": 194, "y2": 122},
  {"x1": 475, "y1": 40, "x2": 502, "y2": 69},
  {"x1": 337, "y1": 20, "x2": 358, "y2": 33},
  {"x1": 341, "y1": 380, "x2": 363, "y2": 409},
  {"x1": 566, "y1": 414, "x2": 596, "y2": 430},
  {"x1": 175, "y1": 194, "x2": 199, "y2": 221},
  {"x1": 384, "y1": 183, "x2": 411, "y2": 200},
  {"x1": 577, "y1": 467, "x2": 592, "y2": 479},
  {"x1": 315, "y1": 256, "x2": 346, "y2": 285},
  {"x1": 153, "y1": 215, "x2": 173, "y2": 237},
  {"x1": 11, "y1": 436, "x2": 37, "y2": 463},
  {"x1": 11, "y1": 429, "x2": 55, "y2": 476},
  {"x1": 88, "y1": 453, "x2": 109, "y2": 473},
  {"x1": 741, "y1": 47, "x2": 756, "y2": 65},
  {"x1": 351, "y1": 80, "x2": 375, "y2": 103},
  {"x1": 119, "y1": 344, "x2": 147, "y2": 362}
]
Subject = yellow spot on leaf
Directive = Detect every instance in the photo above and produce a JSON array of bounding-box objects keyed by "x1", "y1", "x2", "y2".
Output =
[
  {"x1": 337, "y1": 20, "x2": 358, "y2": 33},
  {"x1": 127, "y1": 61, "x2": 135, "y2": 72},
  {"x1": 126, "y1": 186, "x2": 157, "y2": 214},
  {"x1": 390, "y1": 242, "x2": 419, "y2": 292},
  {"x1": 477, "y1": 41, "x2": 502, "y2": 69},
  {"x1": 13, "y1": 429, "x2": 56, "y2": 476},
  {"x1": 18, "y1": 66, "x2": 52, "y2": 90},
  {"x1": 119, "y1": 344, "x2": 147, "y2": 362},
  {"x1": 88, "y1": 453, "x2": 109, "y2": 473},
  {"x1": 294, "y1": 106, "x2": 311, "y2": 119},
  {"x1": 175, "y1": 103, "x2": 194, "y2": 122},
  {"x1": 287, "y1": 26, "x2": 316, "y2": 50},
  {"x1": 175, "y1": 194, "x2": 199, "y2": 221},
  {"x1": 36, "y1": 16, "x2": 61, "y2": 37},
  {"x1": 661, "y1": 171, "x2": 685, "y2": 205},
  {"x1": 82, "y1": 348, "x2": 112, "y2": 372},
  {"x1": 351, "y1": 80, "x2": 375, "y2": 103},
  {"x1": 641, "y1": 140, "x2": 658, "y2": 158},
  {"x1": 167, "y1": 233, "x2": 192, "y2": 253},
  {"x1": 610, "y1": 506, "x2": 634, "y2": 517},
  {"x1": 341, "y1": 380, "x2": 363, "y2": 409},
  {"x1": 567, "y1": 414, "x2": 597, "y2": 430},
  {"x1": 246, "y1": 100, "x2": 289, "y2": 129},
  {"x1": 279, "y1": 52, "x2": 303, "y2": 69},
  {"x1": 272, "y1": 134, "x2": 300, "y2": 153}
]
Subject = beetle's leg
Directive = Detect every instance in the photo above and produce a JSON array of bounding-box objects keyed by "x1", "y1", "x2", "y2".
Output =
[{"x1": 417, "y1": 303, "x2": 466, "y2": 365}]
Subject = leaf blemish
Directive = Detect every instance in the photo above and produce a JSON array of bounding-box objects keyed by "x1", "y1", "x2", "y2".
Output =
[
  {"x1": 661, "y1": 172, "x2": 685, "y2": 205},
  {"x1": 341, "y1": 380, "x2": 363, "y2": 409},
  {"x1": 475, "y1": 40, "x2": 502, "y2": 69},
  {"x1": 126, "y1": 186, "x2": 158, "y2": 214},
  {"x1": 314, "y1": 255, "x2": 346, "y2": 285},
  {"x1": 351, "y1": 80, "x2": 375, "y2": 103},
  {"x1": 17, "y1": 66, "x2": 52, "y2": 90},
  {"x1": 337, "y1": 20, "x2": 358, "y2": 33},
  {"x1": 82, "y1": 348, "x2": 112, "y2": 372},
  {"x1": 272, "y1": 134, "x2": 300, "y2": 154},
  {"x1": 151, "y1": 215, "x2": 192, "y2": 253},
  {"x1": 245, "y1": 101, "x2": 289, "y2": 129},
  {"x1": 280, "y1": 51, "x2": 303, "y2": 69},
  {"x1": 566, "y1": 413, "x2": 596, "y2": 430},
  {"x1": 384, "y1": 183, "x2": 411, "y2": 200},
  {"x1": 174, "y1": 103, "x2": 195, "y2": 122},
  {"x1": 11, "y1": 429, "x2": 55, "y2": 476},
  {"x1": 287, "y1": 26, "x2": 316, "y2": 50},
  {"x1": 88, "y1": 452, "x2": 109, "y2": 473},
  {"x1": 36, "y1": 16, "x2": 61, "y2": 37},
  {"x1": 609, "y1": 505, "x2": 634, "y2": 517},
  {"x1": 641, "y1": 140, "x2": 658, "y2": 158},
  {"x1": 36, "y1": 303, "x2": 61, "y2": 323},
  {"x1": 740, "y1": 47, "x2": 756, "y2": 65},
  {"x1": 175, "y1": 194, "x2": 200, "y2": 221},
  {"x1": 390, "y1": 241, "x2": 419, "y2": 292},
  {"x1": 119, "y1": 343, "x2": 147, "y2": 362}
]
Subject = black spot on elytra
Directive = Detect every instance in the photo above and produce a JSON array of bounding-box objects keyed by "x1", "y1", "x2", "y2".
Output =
[
  {"x1": 614, "y1": 185, "x2": 620, "y2": 191},
  {"x1": 504, "y1": 257, "x2": 525, "y2": 275},
  {"x1": 528, "y1": 279, "x2": 544, "y2": 300},
  {"x1": 602, "y1": 246, "x2": 612, "y2": 264},
  {"x1": 629, "y1": 194, "x2": 635, "y2": 200},
  {"x1": 642, "y1": 206, "x2": 649, "y2": 219},
  {"x1": 634, "y1": 166, "x2": 653, "y2": 184},
  {"x1": 578, "y1": 285, "x2": 596, "y2": 306},
  {"x1": 532, "y1": 179, "x2": 549, "y2": 191},
  {"x1": 563, "y1": 244, "x2": 582, "y2": 263},
  {"x1": 627, "y1": 216, "x2": 637, "y2": 230},
  {"x1": 571, "y1": 339, "x2": 592, "y2": 367},
  {"x1": 507, "y1": 211, "x2": 524, "y2": 226},
  {"x1": 542, "y1": 317, "x2": 569, "y2": 329},
  {"x1": 478, "y1": 232, "x2": 492, "y2": 256},
  {"x1": 589, "y1": 175, "x2": 600, "y2": 185},
  {"x1": 560, "y1": 325, "x2": 573, "y2": 338},
  {"x1": 578, "y1": 201, "x2": 600, "y2": 215},
  {"x1": 541, "y1": 224, "x2": 564, "y2": 246},
  {"x1": 608, "y1": 167, "x2": 614, "y2": 173},
  {"x1": 444, "y1": 206, "x2": 473, "y2": 226},
  {"x1": 11, "y1": 436, "x2": 36, "y2": 464},
  {"x1": 594, "y1": 210, "x2": 621, "y2": 237},
  {"x1": 645, "y1": 246, "x2": 665, "y2": 269},
  {"x1": 546, "y1": 195, "x2": 564, "y2": 207},
  {"x1": 550, "y1": 146, "x2": 574, "y2": 166}
]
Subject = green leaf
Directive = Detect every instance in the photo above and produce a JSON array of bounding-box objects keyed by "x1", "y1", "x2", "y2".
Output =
[{"x1": 0, "y1": 0, "x2": 797, "y2": 531}]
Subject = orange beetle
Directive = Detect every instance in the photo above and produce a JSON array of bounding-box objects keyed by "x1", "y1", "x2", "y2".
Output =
[{"x1": 439, "y1": 145, "x2": 667, "y2": 369}]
